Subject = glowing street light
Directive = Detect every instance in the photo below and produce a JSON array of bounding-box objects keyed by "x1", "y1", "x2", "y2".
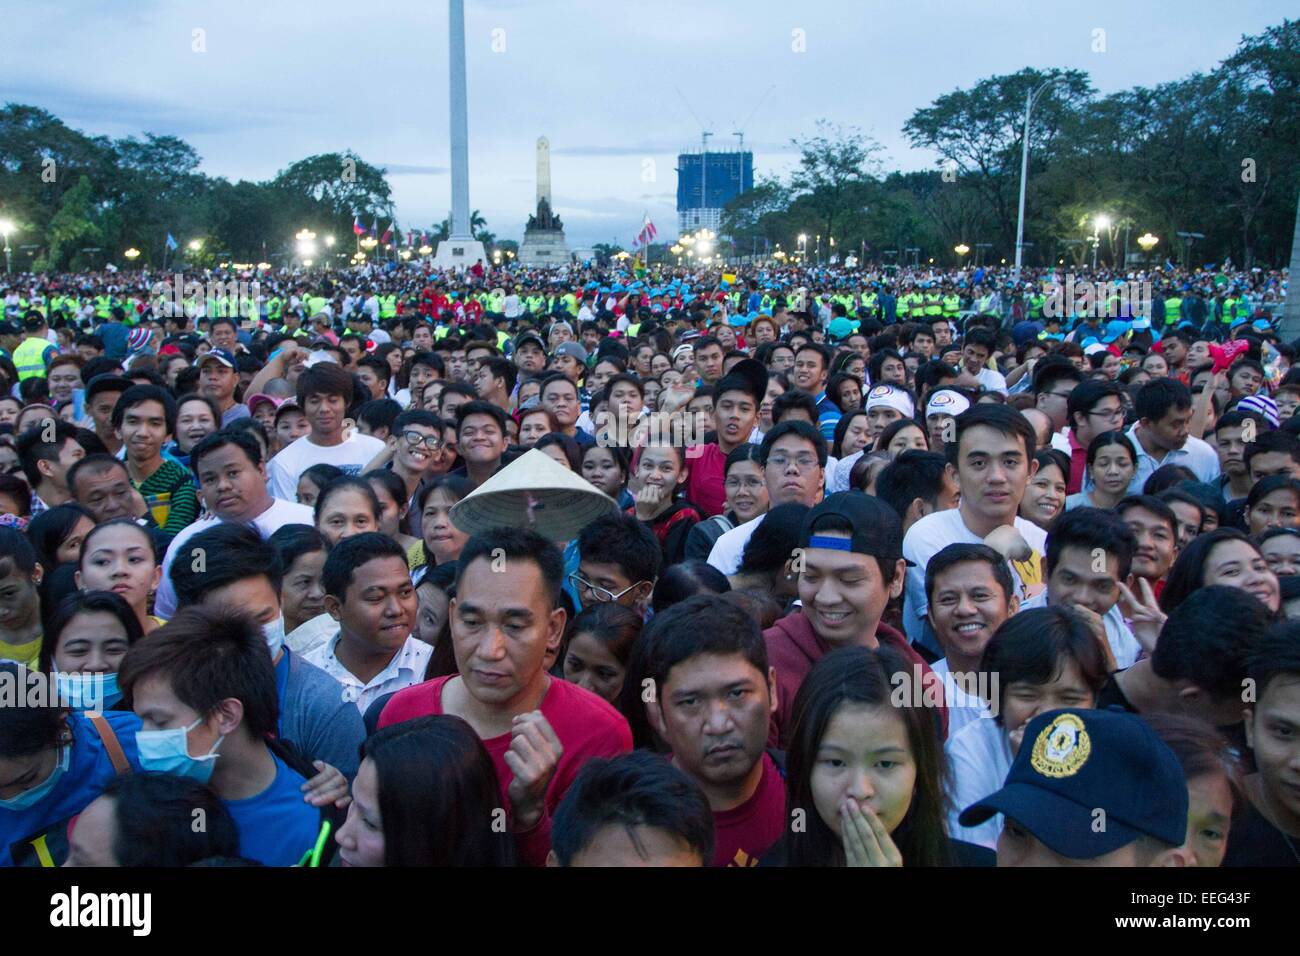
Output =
[
  {"x1": 0, "y1": 218, "x2": 13, "y2": 273},
  {"x1": 1137, "y1": 233, "x2": 1159, "y2": 252},
  {"x1": 418, "y1": 243, "x2": 432, "y2": 256},
  {"x1": 124, "y1": 247, "x2": 141, "y2": 262},
  {"x1": 954, "y1": 243, "x2": 970, "y2": 258},
  {"x1": 187, "y1": 239, "x2": 202, "y2": 252},
  {"x1": 324, "y1": 235, "x2": 335, "y2": 247}
]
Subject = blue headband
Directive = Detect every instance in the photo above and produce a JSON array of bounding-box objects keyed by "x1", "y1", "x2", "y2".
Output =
[{"x1": 808, "y1": 535, "x2": 854, "y2": 551}]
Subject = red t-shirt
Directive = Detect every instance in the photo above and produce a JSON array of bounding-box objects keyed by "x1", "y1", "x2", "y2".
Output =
[
  {"x1": 685, "y1": 443, "x2": 727, "y2": 518},
  {"x1": 378, "y1": 675, "x2": 633, "y2": 865},
  {"x1": 1065, "y1": 429, "x2": 1087, "y2": 495},
  {"x1": 711, "y1": 751, "x2": 786, "y2": 868}
]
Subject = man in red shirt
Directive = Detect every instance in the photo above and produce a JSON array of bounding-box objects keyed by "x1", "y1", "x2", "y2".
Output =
[
  {"x1": 685, "y1": 359, "x2": 765, "y2": 517},
  {"x1": 645, "y1": 594, "x2": 785, "y2": 867},
  {"x1": 1061, "y1": 380, "x2": 1126, "y2": 494},
  {"x1": 764, "y1": 492, "x2": 946, "y2": 748},
  {"x1": 376, "y1": 528, "x2": 631, "y2": 865}
]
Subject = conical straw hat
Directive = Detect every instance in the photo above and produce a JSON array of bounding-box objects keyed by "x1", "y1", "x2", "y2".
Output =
[{"x1": 450, "y1": 447, "x2": 619, "y2": 542}]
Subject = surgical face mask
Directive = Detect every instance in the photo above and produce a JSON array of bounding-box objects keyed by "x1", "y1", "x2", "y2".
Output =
[
  {"x1": 54, "y1": 671, "x2": 122, "y2": 711},
  {"x1": 136, "y1": 717, "x2": 224, "y2": 783},
  {"x1": 0, "y1": 744, "x2": 70, "y2": 810},
  {"x1": 263, "y1": 615, "x2": 286, "y2": 658}
]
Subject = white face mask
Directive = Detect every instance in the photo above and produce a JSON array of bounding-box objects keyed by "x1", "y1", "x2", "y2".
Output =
[{"x1": 263, "y1": 614, "x2": 286, "y2": 658}]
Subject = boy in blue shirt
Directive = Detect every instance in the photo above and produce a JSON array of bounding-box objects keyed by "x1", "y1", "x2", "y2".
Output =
[{"x1": 119, "y1": 606, "x2": 334, "y2": 866}]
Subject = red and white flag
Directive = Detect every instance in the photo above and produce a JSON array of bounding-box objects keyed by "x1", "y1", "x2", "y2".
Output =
[{"x1": 634, "y1": 215, "x2": 658, "y2": 248}]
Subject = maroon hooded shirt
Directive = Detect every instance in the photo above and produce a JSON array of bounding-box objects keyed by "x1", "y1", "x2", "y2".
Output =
[{"x1": 763, "y1": 610, "x2": 948, "y2": 749}]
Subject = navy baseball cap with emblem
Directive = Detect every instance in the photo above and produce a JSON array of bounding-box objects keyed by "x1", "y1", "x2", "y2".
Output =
[{"x1": 959, "y1": 708, "x2": 1188, "y2": 859}]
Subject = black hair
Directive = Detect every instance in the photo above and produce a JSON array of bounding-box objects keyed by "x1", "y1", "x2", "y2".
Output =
[
  {"x1": 644, "y1": 593, "x2": 768, "y2": 697},
  {"x1": 1151, "y1": 586, "x2": 1273, "y2": 701},
  {"x1": 875, "y1": 450, "x2": 948, "y2": 523},
  {"x1": 25, "y1": 502, "x2": 94, "y2": 572},
  {"x1": 320, "y1": 531, "x2": 406, "y2": 599},
  {"x1": 1244, "y1": 429, "x2": 1300, "y2": 473},
  {"x1": 923, "y1": 542, "x2": 1015, "y2": 606},
  {"x1": 358, "y1": 715, "x2": 516, "y2": 865},
  {"x1": 875, "y1": 416, "x2": 928, "y2": 454},
  {"x1": 15, "y1": 419, "x2": 79, "y2": 487},
  {"x1": 770, "y1": 388, "x2": 820, "y2": 426},
  {"x1": 1045, "y1": 506, "x2": 1136, "y2": 580},
  {"x1": 170, "y1": 522, "x2": 282, "y2": 608},
  {"x1": 577, "y1": 512, "x2": 663, "y2": 586},
  {"x1": 1032, "y1": 356, "x2": 1085, "y2": 395},
  {"x1": 1246, "y1": 625, "x2": 1300, "y2": 706},
  {"x1": 99, "y1": 772, "x2": 241, "y2": 866},
  {"x1": 267, "y1": 524, "x2": 328, "y2": 578},
  {"x1": 650, "y1": 560, "x2": 731, "y2": 614},
  {"x1": 737, "y1": 502, "x2": 810, "y2": 578},
  {"x1": 456, "y1": 527, "x2": 565, "y2": 608},
  {"x1": 1246, "y1": 474, "x2": 1300, "y2": 513},
  {"x1": 295, "y1": 361, "x2": 355, "y2": 406},
  {"x1": 479, "y1": 356, "x2": 518, "y2": 395},
  {"x1": 355, "y1": 398, "x2": 402, "y2": 435},
  {"x1": 980, "y1": 606, "x2": 1108, "y2": 725},
  {"x1": 313, "y1": 475, "x2": 382, "y2": 526},
  {"x1": 189, "y1": 427, "x2": 264, "y2": 474},
  {"x1": 1142, "y1": 463, "x2": 1197, "y2": 496},
  {"x1": 945, "y1": 403, "x2": 1036, "y2": 466},
  {"x1": 534, "y1": 431, "x2": 582, "y2": 471},
  {"x1": 110, "y1": 384, "x2": 177, "y2": 433},
  {"x1": 1116, "y1": 494, "x2": 1179, "y2": 539},
  {"x1": 455, "y1": 399, "x2": 508, "y2": 436},
  {"x1": 415, "y1": 473, "x2": 475, "y2": 514},
  {"x1": 392, "y1": 408, "x2": 444, "y2": 434},
  {"x1": 784, "y1": 644, "x2": 949, "y2": 867},
  {"x1": 568, "y1": 602, "x2": 643, "y2": 667},
  {"x1": 1085, "y1": 429, "x2": 1137, "y2": 467},
  {"x1": 758, "y1": 419, "x2": 828, "y2": 467},
  {"x1": 1066, "y1": 379, "x2": 1124, "y2": 432},
  {"x1": 550, "y1": 750, "x2": 714, "y2": 866},
  {"x1": 1160, "y1": 528, "x2": 1269, "y2": 614},
  {"x1": 1135, "y1": 377, "x2": 1192, "y2": 423},
  {"x1": 117, "y1": 606, "x2": 279, "y2": 738},
  {"x1": 39, "y1": 589, "x2": 145, "y2": 674}
]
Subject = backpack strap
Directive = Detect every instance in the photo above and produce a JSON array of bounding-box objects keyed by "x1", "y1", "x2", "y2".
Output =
[{"x1": 86, "y1": 713, "x2": 131, "y2": 777}]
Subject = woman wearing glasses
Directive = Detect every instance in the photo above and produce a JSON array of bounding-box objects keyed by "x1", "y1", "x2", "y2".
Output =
[{"x1": 685, "y1": 446, "x2": 769, "y2": 560}]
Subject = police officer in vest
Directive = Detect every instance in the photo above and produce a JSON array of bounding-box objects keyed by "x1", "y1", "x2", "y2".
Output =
[{"x1": 14, "y1": 311, "x2": 58, "y2": 383}]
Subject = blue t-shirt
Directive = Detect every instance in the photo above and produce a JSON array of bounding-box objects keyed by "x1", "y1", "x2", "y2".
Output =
[
  {"x1": 223, "y1": 753, "x2": 320, "y2": 867},
  {"x1": 97, "y1": 322, "x2": 130, "y2": 360},
  {"x1": 2, "y1": 710, "x2": 143, "y2": 866}
]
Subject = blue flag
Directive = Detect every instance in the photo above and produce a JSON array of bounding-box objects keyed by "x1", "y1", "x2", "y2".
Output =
[{"x1": 165, "y1": 233, "x2": 178, "y2": 251}]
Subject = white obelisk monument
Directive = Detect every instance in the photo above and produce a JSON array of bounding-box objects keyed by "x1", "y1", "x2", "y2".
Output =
[
  {"x1": 433, "y1": 0, "x2": 486, "y2": 271},
  {"x1": 519, "y1": 136, "x2": 569, "y2": 266}
]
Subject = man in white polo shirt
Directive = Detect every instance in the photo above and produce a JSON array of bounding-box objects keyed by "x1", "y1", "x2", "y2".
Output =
[
  {"x1": 1124, "y1": 378, "x2": 1220, "y2": 494},
  {"x1": 961, "y1": 327, "x2": 1008, "y2": 395}
]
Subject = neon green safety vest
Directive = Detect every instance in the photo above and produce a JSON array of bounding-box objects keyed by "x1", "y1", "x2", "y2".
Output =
[
  {"x1": 942, "y1": 294, "x2": 960, "y2": 317},
  {"x1": 14, "y1": 336, "x2": 52, "y2": 381},
  {"x1": 381, "y1": 295, "x2": 397, "y2": 318},
  {"x1": 1164, "y1": 297, "x2": 1182, "y2": 325}
]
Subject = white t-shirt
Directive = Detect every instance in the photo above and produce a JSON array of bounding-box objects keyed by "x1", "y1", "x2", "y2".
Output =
[
  {"x1": 975, "y1": 367, "x2": 1009, "y2": 394},
  {"x1": 267, "y1": 432, "x2": 387, "y2": 501},
  {"x1": 945, "y1": 713, "x2": 1013, "y2": 850},
  {"x1": 902, "y1": 509, "x2": 1047, "y2": 652},
  {"x1": 153, "y1": 498, "x2": 315, "y2": 619},
  {"x1": 1019, "y1": 589, "x2": 1142, "y2": 669},
  {"x1": 929, "y1": 658, "x2": 992, "y2": 740},
  {"x1": 706, "y1": 513, "x2": 765, "y2": 575}
]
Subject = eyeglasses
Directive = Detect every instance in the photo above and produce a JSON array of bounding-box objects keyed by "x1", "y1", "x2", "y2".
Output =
[
  {"x1": 767, "y1": 453, "x2": 819, "y2": 471},
  {"x1": 568, "y1": 572, "x2": 645, "y2": 604},
  {"x1": 402, "y1": 430, "x2": 444, "y2": 449},
  {"x1": 1044, "y1": 390, "x2": 1073, "y2": 401},
  {"x1": 724, "y1": 476, "x2": 766, "y2": 491},
  {"x1": 1087, "y1": 407, "x2": 1125, "y2": 421}
]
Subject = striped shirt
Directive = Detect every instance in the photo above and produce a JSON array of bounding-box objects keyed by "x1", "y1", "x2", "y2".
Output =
[{"x1": 134, "y1": 459, "x2": 200, "y2": 537}]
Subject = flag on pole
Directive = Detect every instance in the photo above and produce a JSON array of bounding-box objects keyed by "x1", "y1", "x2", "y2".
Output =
[
  {"x1": 633, "y1": 214, "x2": 658, "y2": 249},
  {"x1": 352, "y1": 215, "x2": 365, "y2": 237},
  {"x1": 380, "y1": 222, "x2": 393, "y2": 244},
  {"x1": 165, "y1": 233, "x2": 178, "y2": 252},
  {"x1": 369, "y1": 220, "x2": 378, "y2": 238}
]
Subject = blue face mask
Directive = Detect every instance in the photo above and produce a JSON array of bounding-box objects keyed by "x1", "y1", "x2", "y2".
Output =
[
  {"x1": 136, "y1": 718, "x2": 224, "y2": 783},
  {"x1": 55, "y1": 672, "x2": 122, "y2": 711},
  {"x1": 0, "y1": 745, "x2": 70, "y2": 811}
]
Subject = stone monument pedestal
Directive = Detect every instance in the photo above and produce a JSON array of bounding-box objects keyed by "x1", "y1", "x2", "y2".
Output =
[
  {"x1": 432, "y1": 237, "x2": 487, "y2": 271},
  {"x1": 519, "y1": 228, "x2": 569, "y2": 267}
]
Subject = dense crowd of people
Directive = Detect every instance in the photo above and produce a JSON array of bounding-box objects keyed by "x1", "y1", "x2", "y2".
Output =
[{"x1": 0, "y1": 257, "x2": 1297, "y2": 868}]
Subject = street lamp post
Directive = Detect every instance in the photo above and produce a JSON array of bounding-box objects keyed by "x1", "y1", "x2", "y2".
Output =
[
  {"x1": 1013, "y1": 78, "x2": 1059, "y2": 282},
  {"x1": 1092, "y1": 214, "x2": 1110, "y2": 270},
  {"x1": 0, "y1": 220, "x2": 15, "y2": 273}
]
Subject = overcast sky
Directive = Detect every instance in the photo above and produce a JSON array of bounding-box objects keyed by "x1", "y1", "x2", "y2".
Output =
[{"x1": 3, "y1": 0, "x2": 1291, "y2": 246}]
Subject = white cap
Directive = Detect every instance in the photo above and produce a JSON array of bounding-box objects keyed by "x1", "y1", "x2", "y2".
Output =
[
  {"x1": 925, "y1": 389, "x2": 971, "y2": 419},
  {"x1": 865, "y1": 384, "x2": 915, "y2": 418}
]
